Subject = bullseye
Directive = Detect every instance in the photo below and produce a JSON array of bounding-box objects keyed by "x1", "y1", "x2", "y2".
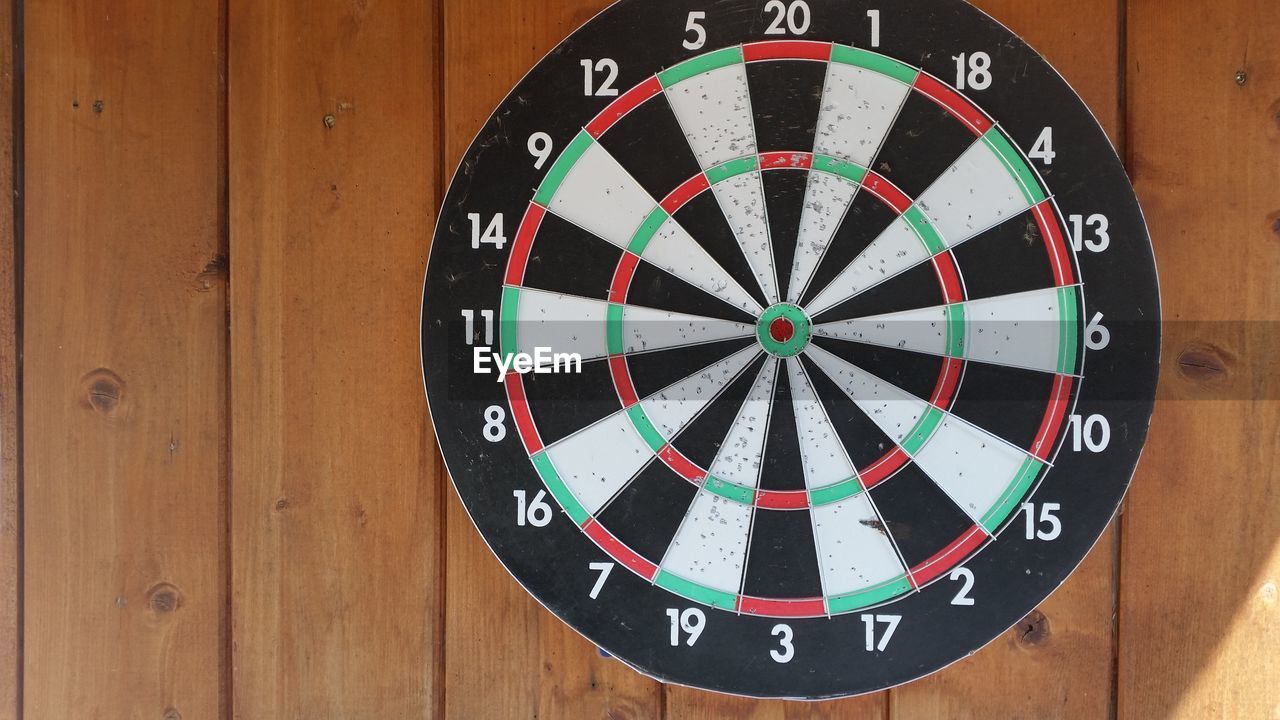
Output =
[
  {"x1": 756, "y1": 303, "x2": 811, "y2": 358},
  {"x1": 769, "y1": 317, "x2": 795, "y2": 343}
]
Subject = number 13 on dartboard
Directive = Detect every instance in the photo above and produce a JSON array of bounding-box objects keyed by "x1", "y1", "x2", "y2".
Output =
[{"x1": 422, "y1": 0, "x2": 1160, "y2": 699}]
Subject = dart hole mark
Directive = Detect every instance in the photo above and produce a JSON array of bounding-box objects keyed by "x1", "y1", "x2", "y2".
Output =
[{"x1": 1016, "y1": 609, "x2": 1050, "y2": 647}]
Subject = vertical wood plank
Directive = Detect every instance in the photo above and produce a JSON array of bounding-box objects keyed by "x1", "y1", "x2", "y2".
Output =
[
  {"x1": 1119, "y1": 1, "x2": 1280, "y2": 718},
  {"x1": 227, "y1": 0, "x2": 441, "y2": 717},
  {"x1": 0, "y1": 0, "x2": 16, "y2": 715},
  {"x1": 21, "y1": 0, "x2": 227, "y2": 716},
  {"x1": 890, "y1": 2, "x2": 1123, "y2": 717},
  {"x1": 440, "y1": 1, "x2": 663, "y2": 717}
]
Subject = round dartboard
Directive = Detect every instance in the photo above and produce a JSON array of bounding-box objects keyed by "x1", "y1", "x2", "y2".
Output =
[{"x1": 422, "y1": 0, "x2": 1160, "y2": 699}]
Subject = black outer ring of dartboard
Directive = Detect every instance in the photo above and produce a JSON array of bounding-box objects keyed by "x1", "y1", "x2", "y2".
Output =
[{"x1": 421, "y1": 0, "x2": 1161, "y2": 700}]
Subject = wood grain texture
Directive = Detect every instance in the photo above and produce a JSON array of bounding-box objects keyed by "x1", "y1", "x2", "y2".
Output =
[
  {"x1": 227, "y1": 0, "x2": 442, "y2": 717},
  {"x1": 0, "y1": 0, "x2": 16, "y2": 716},
  {"x1": 889, "y1": 2, "x2": 1124, "y2": 718},
  {"x1": 1119, "y1": 1, "x2": 1280, "y2": 718},
  {"x1": 21, "y1": 0, "x2": 227, "y2": 717},
  {"x1": 440, "y1": 1, "x2": 664, "y2": 717}
]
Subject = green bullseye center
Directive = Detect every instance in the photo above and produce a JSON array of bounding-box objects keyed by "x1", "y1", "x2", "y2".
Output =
[{"x1": 757, "y1": 304, "x2": 812, "y2": 358}]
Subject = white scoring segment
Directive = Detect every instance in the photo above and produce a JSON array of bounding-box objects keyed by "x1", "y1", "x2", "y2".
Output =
[
  {"x1": 660, "y1": 490, "x2": 754, "y2": 595},
  {"x1": 548, "y1": 140, "x2": 654, "y2": 247},
  {"x1": 816, "y1": 305, "x2": 951, "y2": 358},
  {"x1": 514, "y1": 288, "x2": 610, "y2": 360},
  {"x1": 788, "y1": 171, "x2": 861, "y2": 304},
  {"x1": 814, "y1": 63, "x2": 912, "y2": 167},
  {"x1": 917, "y1": 138, "x2": 1031, "y2": 248},
  {"x1": 645, "y1": 216, "x2": 763, "y2": 315},
  {"x1": 805, "y1": 215, "x2": 932, "y2": 317},
  {"x1": 621, "y1": 304, "x2": 755, "y2": 356},
  {"x1": 816, "y1": 287, "x2": 1070, "y2": 374},
  {"x1": 786, "y1": 358, "x2": 856, "y2": 488},
  {"x1": 811, "y1": 494, "x2": 907, "y2": 598},
  {"x1": 664, "y1": 63, "x2": 758, "y2": 168},
  {"x1": 545, "y1": 412, "x2": 655, "y2": 515},
  {"x1": 711, "y1": 172, "x2": 779, "y2": 304},
  {"x1": 708, "y1": 358, "x2": 777, "y2": 487},
  {"x1": 806, "y1": 344, "x2": 933, "y2": 447},
  {"x1": 965, "y1": 288, "x2": 1066, "y2": 374},
  {"x1": 912, "y1": 415, "x2": 1032, "y2": 525},
  {"x1": 639, "y1": 346, "x2": 761, "y2": 441},
  {"x1": 511, "y1": 288, "x2": 753, "y2": 361}
]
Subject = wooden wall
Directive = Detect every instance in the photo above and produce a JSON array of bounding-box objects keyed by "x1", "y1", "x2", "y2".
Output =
[{"x1": 2, "y1": 0, "x2": 1277, "y2": 717}]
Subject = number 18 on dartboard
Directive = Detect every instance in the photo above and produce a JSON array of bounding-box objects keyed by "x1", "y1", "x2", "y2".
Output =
[{"x1": 421, "y1": 0, "x2": 1159, "y2": 699}]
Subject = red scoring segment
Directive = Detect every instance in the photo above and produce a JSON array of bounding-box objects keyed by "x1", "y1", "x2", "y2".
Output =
[
  {"x1": 1033, "y1": 200, "x2": 1076, "y2": 287},
  {"x1": 1031, "y1": 374, "x2": 1074, "y2": 461},
  {"x1": 585, "y1": 76, "x2": 663, "y2": 138},
  {"x1": 505, "y1": 202, "x2": 546, "y2": 286},
  {"x1": 861, "y1": 171, "x2": 913, "y2": 214},
  {"x1": 909, "y1": 524, "x2": 988, "y2": 586},
  {"x1": 583, "y1": 519, "x2": 659, "y2": 580},
  {"x1": 742, "y1": 40, "x2": 832, "y2": 63},
  {"x1": 737, "y1": 595, "x2": 827, "y2": 618},
  {"x1": 913, "y1": 73, "x2": 994, "y2": 136}
]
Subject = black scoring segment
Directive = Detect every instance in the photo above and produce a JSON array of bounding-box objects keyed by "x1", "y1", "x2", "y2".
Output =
[
  {"x1": 800, "y1": 354, "x2": 897, "y2": 471},
  {"x1": 799, "y1": 190, "x2": 901, "y2": 308},
  {"x1": 595, "y1": 459, "x2": 699, "y2": 565},
  {"x1": 761, "y1": 170, "x2": 809, "y2": 303},
  {"x1": 523, "y1": 357, "x2": 622, "y2": 447},
  {"x1": 746, "y1": 59, "x2": 826, "y2": 152},
  {"x1": 742, "y1": 508, "x2": 824, "y2": 600},
  {"x1": 626, "y1": 337, "x2": 756, "y2": 402},
  {"x1": 950, "y1": 209, "x2": 1057, "y2": 301},
  {"x1": 868, "y1": 463, "x2": 976, "y2": 569},
  {"x1": 811, "y1": 337, "x2": 943, "y2": 404},
  {"x1": 949, "y1": 362, "x2": 1055, "y2": 451},
  {"x1": 596, "y1": 94, "x2": 705, "y2": 200},
  {"x1": 627, "y1": 258, "x2": 756, "y2": 324},
  {"x1": 669, "y1": 355, "x2": 768, "y2": 468},
  {"x1": 673, "y1": 191, "x2": 771, "y2": 309},
  {"x1": 812, "y1": 260, "x2": 945, "y2": 325},
  {"x1": 759, "y1": 364, "x2": 806, "y2": 492},
  {"x1": 872, "y1": 92, "x2": 980, "y2": 199},
  {"x1": 525, "y1": 213, "x2": 623, "y2": 300}
]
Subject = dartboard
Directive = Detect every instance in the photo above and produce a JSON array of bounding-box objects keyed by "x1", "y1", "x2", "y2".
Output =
[{"x1": 422, "y1": 0, "x2": 1160, "y2": 699}]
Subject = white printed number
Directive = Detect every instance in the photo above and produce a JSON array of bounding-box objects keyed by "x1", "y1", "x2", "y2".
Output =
[
  {"x1": 528, "y1": 132, "x2": 554, "y2": 170},
  {"x1": 949, "y1": 567, "x2": 976, "y2": 606},
  {"x1": 954, "y1": 51, "x2": 992, "y2": 91},
  {"x1": 588, "y1": 562, "x2": 614, "y2": 599},
  {"x1": 581, "y1": 58, "x2": 619, "y2": 97},
  {"x1": 514, "y1": 488, "x2": 552, "y2": 527},
  {"x1": 866, "y1": 9, "x2": 881, "y2": 47},
  {"x1": 764, "y1": 0, "x2": 811, "y2": 35},
  {"x1": 861, "y1": 614, "x2": 900, "y2": 652},
  {"x1": 1021, "y1": 502, "x2": 1062, "y2": 541},
  {"x1": 1085, "y1": 312, "x2": 1111, "y2": 351},
  {"x1": 1069, "y1": 213, "x2": 1111, "y2": 253},
  {"x1": 667, "y1": 608, "x2": 706, "y2": 646},
  {"x1": 483, "y1": 405, "x2": 507, "y2": 443},
  {"x1": 460, "y1": 309, "x2": 494, "y2": 346},
  {"x1": 1029, "y1": 127, "x2": 1056, "y2": 165},
  {"x1": 683, "y1": 11, "x2": 707, "y2": 50},
  {"x1": 467, "y1": 213, "x2": 507, "y2": 250},
  {"x1": 770, "y1": 624, "x2": 794, "y2": 663},
  {"x1": 1068, "y1": 414, "x2": 1111, "y2": 453}
]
